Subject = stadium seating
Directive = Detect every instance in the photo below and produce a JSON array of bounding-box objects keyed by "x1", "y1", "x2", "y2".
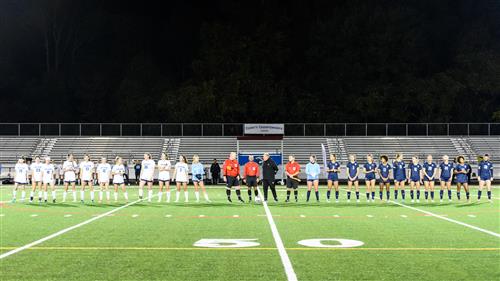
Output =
[
  {"x1": 0, "y1": 137, "x2": 39, "y2": 163},
  {"x1": 468, "y1": 137, "x2": 500, "y2": 163}
]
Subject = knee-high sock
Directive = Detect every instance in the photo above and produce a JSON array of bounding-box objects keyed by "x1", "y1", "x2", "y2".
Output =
[
  {"x1": 195, "y1": 191, "x2": 200, "y2": 201},
  {"x1": 347, "y1": 191, "x2": 351, "y2": 200},
  {"x1": 166, "y1": 191, "x2": 170, "y2": 202},
  {"x1": 106, "y1": 191, "x2": 110, "y2": 201},
  {"x1": 21, "y1": 191, "x2": 26, "y2": 200},
  {"x1": 416, "y1": 190, "x2": 420, "y2": 199},
  {"x1": 12, "y1": 189, "x2": 17, "y2": 199},
  {"x1": 355, "y1": 191, "x2": 359, "y2": 199},
  {"x1": 184, "y1": 191, "x2": 189, "y2": 201},
  {"x1": 235, "y1": 189, "x2": 242, "y2": 199},
  {"x1": 80, "y1": 190, "x2": 85, "y2": 200},
  {"x1": 99, "y1": 191, "x2": 103, "y2": 201},
  {"x1": 124, "y1": 191, "x2": 129, "y2": 201},
  {"x1": 386, "y1": 191, "x2": 390, "y2": 200},
  {"x1": 477, "y1": 190, "x2": 482, "y2": 199},
  {"x1": 294, "y1": 190, "x2": 298, "y2": 200},
  {"x1": 326, "y1": 190, "x2": 330, "y2": 199},
  {"x1": 379, "y1": 191, "x2": 383, "y2": 200},
  {"x1": 439, "y1": 190, "x2": 444, "y2": 199},
  {"x1": 114, "y1": 192, "x2": 118, "y2": 201},
  {"x1": 487, "y1": 191, "x2": 491, "y2": 200},
  {"x1": 394, "y1": 190, "x2": 398, "y2": 199},
  {"x1": 204, "y1": 192, "x2": 210, "y2": 201},
  {"x1": 138, "y1": 189, "x2": 144, "y2": 198},
  {"x1": 447, "y1": 190, "x2": 452, "y2": 199},
  {"x1": 148, "y1": 190, "x2": 153, "y2": 200},
  {"x1": 43, "y1": 191, "x2": 48, "y2": 200},
  {"x1": 226, "y1": 189, "x2": 231, "y2": 198},
  {"x1": 157, "y1": 191, "x2": 163, "y2": 201},
  {"x1": 90, "y1": 191, "x2": 94, "y2": 201},
  {"x1": 72, "y1": 191, "x2": 77, "y2": 201},
  {"x1": 457, "y1": 192, "x2": 461, "y2": 200},
  {"x1": 410, "y1": 190, "x2": 414, "y2": 199},
  {"x1": 430, "y1": 191, "x2": 434, "y2": 199},
  {"x1": 63, "y1": 191, "x2": 67, "y2": 201},
  {"x1": 315, "y1": 191, "x2": 319, "y2": 201},
  {"x1": 38, "y1": 191, "x2": 43, "y2": 199},
  {"x1": 401, "y1": 190, "x2": 406, "y2": 199},
  {"x1": 371, "y1": 192, "x2": 375, "y2": 200},
  {"x1": 30, "y1": 191, "x2": 34, "y2": 199},
  {"x1": 51, "y1": 190, "x2": 56, "y2": 199},
  {"x1": 306, "y1": 190, "x2": 311, "y2": 201},
  {"x1": 366, "y1": 193, "x2": 370, "y2": 200},
  {"x1": 335, "y1": 191, "x2": 339, "y2": 200},
  {"x1": 248, "y1": 189, "x2": 252, "y2": 200},
  {"x1": 286, "y1": 190, "x2": 291, "y2": 200}
]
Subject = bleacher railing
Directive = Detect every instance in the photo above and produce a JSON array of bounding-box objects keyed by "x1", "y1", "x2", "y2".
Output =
[{"x1": 0, "y1": 123, "x2": 499, "y2": 137}]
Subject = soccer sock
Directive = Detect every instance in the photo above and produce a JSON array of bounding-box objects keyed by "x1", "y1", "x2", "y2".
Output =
[
  {"x1": 386, "y1": 191, "x2": 390, "y2": 200},
  {"x1": 72, "y1": 191, "x2": 77, "y2": 201},
  {"x1": 248, "y1": 189, "x2": 252, "y2": 200},
  {"x1": 286, "y1": 190, "x2": 291, "y2": 200},
  {"x1": 439, "y1": 190, "x2": 444, "y2": 199},
  {"x1": 417, "y1": 190, "x2": 420, "y2": 200},
  {"x1": 184, "y1": 191, "x2": 189, "y2": 201},
  {"x1": 63, "y1": 191, "x2": 67, "y2": 201},
  {"x1": 226, "y1": 189, "x2": 231, "y2": 199},
  {"x1": 51, "y1": 191, "x2": 56, "y2": 199},
  {"x1": 21, "y1": 191, "x2": 26, "y2": 200},
  {"x1": 306, "y1": 190, "x2": 311, "y2": 201},
  {"x1": 138, "y1": 189, "x2": 144, "y2": 198},
  {"x1": 487, "y1": 191, "x2": 492, "y2": 200},
  {"x1": 315, "y1": 191, "x2": 319, "y2": 201},
  {"x1": 99, "y1": 191, "x2": 103, "y2": 201},
  {"x1": 425, "y1": 191, "x2": 428, "y2": 199},
  {"x1": 158, "y1": 191, "x2": 163, "y2": 201},
  {"x1": 106, "y1": 191, "x2": 110, "y2": 201},
  {"x1": 326, "y1": 190, "x2": 331, "y2": 200},
  {"x1": 124, "y1": 191, "x2": 129, "y2": 201},
  {"x1": 379, "y1": 191, "x2": 383, "y2": 200},
  {"x1": 43, "y1": 191, "x2": 48, "y2": 200},
  {"x1": 80, "y1": 190, "x2": 85, "y2": 200},
  {"x1": 90, "y1": 191, "x2": 95, "y2": 201},
  {"x1": 12, "y1": 189, "x2": 17, "y2": 199},
  {"x1": 38, "y1": 191, "x2": 43, "y2": 199},
  {"x1": 347, "y1": 191, "x2": 351, "y2": 200},
  {"x1": 148, "y1": 190, "x2": 153, "y2": 200},
  {"x1": 294, "y1": 190, "x2": 298, "y2": 200},
  {"x1": 166, "y1": 191, "x2": 170, "y2": 202},
  {"x1": 447, "y1": 190, "x2": 452, "y2": 199},
  {"x1": 114, "y1": 192, "x2": 118, "y2": 201},
  {"x1": 466, "y1": 192, "x2": 470, "y2": 200},
  {"x1": 335, "y1": 191, "x2": 339, "y2": 200},
  {"x1": 203, "y1": 192, "x2": 210, "y2": 201},
  {"x1": 477, "y1": 190, "x2": 482, "y2": 199},
  {"x1": 254, "y1": 189, "x2": 259, "y2": 197},
  {"x1": 457, "y1": 192, "x2": 461, "y2": 200},
  {"x1": 430, "y1": 191, "x2": 434, "y2": 199},
  {"x1": 366, "y1": 193, "x2": 370, "y2": 200},
  {"x1": 410, "y1": 190, "x2": 414, "y2": 199},
  {"x1": 355, "y1": 191, "x2": 359, "y2": 200},
  {"x1": 401, "y1": 190, "x2": 405, "y2": 200},
  {"x1": 371, "y1": 191, "x2": 375, "y2": 200},
  {"x1": 30, "y1": 191, "x2": 34, "y2": 200},
  {"x1": 195, "y1": 191, "x2": 200, "y2": 201},
  {"x1": 394, "y1": 190, "x2": 398, "y2": 199},
  {"x1": 235, "y1": 189, "x2": 242, "y2": 199}
]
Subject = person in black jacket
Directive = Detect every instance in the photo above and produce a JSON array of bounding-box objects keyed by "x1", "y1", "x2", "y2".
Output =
[
  {"x1": 210, "y1": 159, "x2": 221, "y2": 185},
  {"x1": 262, "y1": 153, "x2": 279, "y2": 202}
]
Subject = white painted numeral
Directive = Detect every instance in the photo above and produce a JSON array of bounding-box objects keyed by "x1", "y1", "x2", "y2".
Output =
[
  {"x1": 194, "y1": 239, "x2": 260, "y2": 248},
  {"x1": 298, "y1": 238, "x2": 364, "y2": 248}
]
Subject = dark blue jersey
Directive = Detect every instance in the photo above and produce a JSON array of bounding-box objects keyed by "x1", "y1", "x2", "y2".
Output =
[
  {"x1": 346, "y1": 161, "x2": 359, "y2": 178},
  {"x1": 378, "y1": 163, "x2": 391, "y2": 178},
  {"x1": 393, "y1": 161, "x2": 406, "y2": 180},
  {"x1": 408, "y1": 163, "x2": 422, "y2": 181},
  {"x1": 422, "y1": 162, "x2": 437, "y2": 179},
  {"x1": 363, "y1": 162, "x2": 377, "y2": 174},
  {"x1": 327, "y1": 161, "x2": 340, "y2": 176},
  {"x1": 439, "y1": 162, "x2": 454, "y2": 179},
  {"x1": 455, "y1": 163, "x2": 470, "y2": 183},
  {"x1": 478, "y1": 161, "x2": 493, "y2": 180}
]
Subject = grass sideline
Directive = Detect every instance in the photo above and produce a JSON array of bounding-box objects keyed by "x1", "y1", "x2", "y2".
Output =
[{"x1": 1, "y1": 184, "x2": 499, "y2": 281}]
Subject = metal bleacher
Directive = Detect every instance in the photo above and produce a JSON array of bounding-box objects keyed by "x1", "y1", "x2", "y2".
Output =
[
  {"x1": 177, "y1": 137, "x2": 237, "y2": 163},
  {"x1": 468, "y1": 137, "x2": 500, "y2": 163},
  {"x1": 0, "y1": 137, "x2": 39, "y2": 163}
]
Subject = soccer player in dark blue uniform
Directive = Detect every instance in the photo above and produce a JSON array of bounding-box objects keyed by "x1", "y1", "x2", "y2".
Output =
[
  {"x1": 408, "y1": 156, "x2": 423, "y2": 203},
  {"x1": 326, "y1": 154, "x2": 340, "y2": 203},
  {"x1": 346, "y1": 154, "x2": 360, "y2": 203},
  {"x1": 439, "y1": 155, "x2": 454, "y2": 202},
  {"x1": 377, "y1": 155, "x2": 391, "y2": 201},
  {"x1": 423, "y1": 155, "x2": 438, "y2": 202},
  {"x1": 454, "y1": 156, "x2": 470, "y2": 202},
  {"x1": 477, "y1": 154, "x2": 494, "y2": 202},
  {"x1": 363, "y1": 154, "x2": 377, "y2": 202},
  {"x1": 393, "y1": 153, "x2": 406, "y2": 202}
]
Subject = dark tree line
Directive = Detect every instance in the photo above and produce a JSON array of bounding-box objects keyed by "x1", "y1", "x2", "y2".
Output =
[{"x1": 1, "y1": 0, "x2": 499, "y2": 123}]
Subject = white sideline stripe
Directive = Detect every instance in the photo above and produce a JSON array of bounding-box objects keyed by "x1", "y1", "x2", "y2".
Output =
[
  {"x1": 400, "y1": 215, "x2": 408, "y2": 218},
  {"x1": 64, "y1": 214, "x2": 72, "y2": 218},
  {"x1": 30, "y1": 214, "x2": 38, "y2": 217},
  {"x1": 468, "y1": 214, "x2": 476, "y2": 218},
  {"x1": 0, "y1": 198, "x2": 144, "y2": 260},
  {"x1": 390, "y1": 201, "x2": 500, "y2": 238},
  {"x1": 0, "y1": 214, "x2": 5, "y2": 217},
  {"x1": 256, "y1": 186, "x2": 297, "y2": 281},
  {"x1": 366, "y1": 215, "x2": 373, "y2": 218}
]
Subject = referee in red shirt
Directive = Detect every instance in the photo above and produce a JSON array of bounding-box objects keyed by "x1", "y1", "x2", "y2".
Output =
[
  {"x1": 243, "y1": 155, "x2": 260, "y2": 202},
  {"x1": 223, "y1": 152, "x2": 244, "y2": 203}
]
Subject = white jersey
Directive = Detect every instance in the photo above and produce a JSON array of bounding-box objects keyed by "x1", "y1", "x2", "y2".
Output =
[
  {"x1": 158, "y1": 160, "x2": 172, "y2": 181},
  {"x1": 97, "y1": 163, "x2": 111, "y2": 183},
  {"x1": 112, "y1": 164, "x2": 125, "y2": 184},
  {"x1": 174, "y1": 162, "x2": 189, "y2": 183},
  {"x1": 79, "y1": 161, "x2": 95, "y2": 181},
  {"x1": 14, "y1": 163, "x2": 29, "y2": 184},
  {"x1": 63, "y1": 161, "x2": 78, "y2": 182},
  {"x1": 140, "y1": 159, "x2": 155, "y2": 181},
  {"x1": 30, "y1": 162, "x2": 44, "y2": 182},
  {"x1": 42, "y1": 163, "x2": 55, "y2": 184}
]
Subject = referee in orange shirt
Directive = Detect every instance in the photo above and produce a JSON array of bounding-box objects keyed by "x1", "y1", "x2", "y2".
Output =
[
  {"x1": 243, "y1": 155, "x2": 260, "y2": 202},
  {"x1": 223, "y1": 152, "x2": 244, "y2": 203}
]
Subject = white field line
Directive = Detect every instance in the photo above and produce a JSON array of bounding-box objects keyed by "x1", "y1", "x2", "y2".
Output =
[
  {"x1": 390, "y1": 200, "x2": 500, "y2": 238},
  {"x1": 0, "y1": 197, "x2": 145, "y2": 260},
  {"x1": 256, "y1": 186, "x2": 297, "y2": 281}
]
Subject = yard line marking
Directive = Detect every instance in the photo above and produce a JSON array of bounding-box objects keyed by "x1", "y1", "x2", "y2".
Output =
[
  {"x1": 300, "y1": 215, "x2": 306, "y2": 218},
  {"x1": 165, "y1": 214, "x2": 172, "y2": 218},
  {"x1": 366, "y1": 215, "x2": 373, "y2": 218},
  {"x1": 0, "y1": 198, "x2": 144, "y2": 260},
  {"x1": 0, "y1": 214, "x2": 5, "y2": 217},
  {"x1": 30, "y1": 214, "x2": 38, "y2": 217},
  {"x1": 233, "y1": 215, "x2": 239, "y2": 218},
  {"x1": 131, "y1": 214, "x2": 139, "y2": 218},
  {"x1": 400, "y1": 215, "x2": 408, "y2": 218},
  {"x1": 0, "y1": 246, "x2": 498, "y2": 251},
  {"x1": 199, "y1": 215, "x2": 206, "y2": 218},
  {"x1": 256, "y1": 186, "x2": 297, "y2": 281},
  {"x1": 333, "y1": 215, "x2": 340, "y2": 218},
  {"x1": 64, "y1": 214, "x2": 72, "y2": 218},
  {"x1": 390, "y1": 201, "x2": 500, "y2": 238},
  {"x1": 467, "y1": 214, "x2": 476, "y2": 218}
]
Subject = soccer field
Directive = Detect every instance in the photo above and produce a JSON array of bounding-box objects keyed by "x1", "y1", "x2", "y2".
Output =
[{"x1": 1, "y1": 184, "x2": 499, "y2": 281}]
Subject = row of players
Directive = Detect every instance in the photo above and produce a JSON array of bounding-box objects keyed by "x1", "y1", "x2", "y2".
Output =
[{"x1": 9, "y1": 152, "x2": 494, "y2": 204}]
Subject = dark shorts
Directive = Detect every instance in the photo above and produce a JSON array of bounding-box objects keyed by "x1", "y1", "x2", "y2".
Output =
[
  {"x1": 246, "y1": 176, "x2": 258, "y2": 187},
  {"x1": 140, "y1": 179, "x2": 153, "y2": 183},
  {"x1": 440, "y1": 177, "x2": 451, "y2": 182},
  {"x1": 286, "y1": 177, "x2": 299, "y2": 189},
  {"x1": 479, "y1": 176, "x2": 492, "y2": 181},
  {"x1": 379, "y1": 179, "x2": 390, "y2": 184},
  {"x1": 410, "y1": 178, "x2": 420, "y2": 183},
  {"x1": 423, "y1": 177, "x2": 435, "y2": 182},
  {"x1": 348, "y1": 177, "x2": 358, "y2": 182},
  {"x1": 394, "y1": 177, "x2": 406, "y2": 182},
  {"x1": 365, "y1": 174, "x2": 376, "y2": 181},
  {"x1": 64, "y1": 180, "x2": 76, "y2": 183},
  {"x1": 226, "y1": 176, "x2": 240, "y2": 188},
  {"x1": 327, "y1": 174, "x2": 338, "y2": 181}
]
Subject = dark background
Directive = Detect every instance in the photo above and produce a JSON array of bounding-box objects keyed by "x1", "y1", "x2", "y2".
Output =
[{"x1": 1, "y1": 0, "x2": 499, "y2": 123}]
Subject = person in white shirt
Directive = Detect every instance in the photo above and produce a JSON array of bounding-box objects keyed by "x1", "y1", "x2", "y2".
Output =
[
  {"x1": 172, "y1": 155, "x2": 189, "y2": 203},
  {"x1": 97, "y1": 157, "x2": 112, "y2": 203},
  {"x1": 79, "y1": 154, "x2": 95, "y2": 203},
  {"x1": 29, "y1": 156, "x2": 44, "y2": 203},
  {"x1": 157, "y1": 153, "x2": 172, "y2": 202},
  {"x1": 139, "y1": 153, "x2": 155, "y2": 202},
  {"x1": 112, "y1": 156, "x2": 128, "y2": 202},
  {"x1": 62, "y1": 154, "x2": 78, "y2": 202},
  {"x1": 12, "y1": 157, "x2": 29, "y2": 202},
  {"x1": 42, "y1": 157, "x2": 56, "y2": 203}
]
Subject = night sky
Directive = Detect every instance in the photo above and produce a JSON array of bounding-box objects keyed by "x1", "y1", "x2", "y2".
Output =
[{"x1": 1, "y1": 0, "x2": 499, "y2": 123}]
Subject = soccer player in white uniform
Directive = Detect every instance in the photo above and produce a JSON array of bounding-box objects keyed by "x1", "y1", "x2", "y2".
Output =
[
  {"x1": 157, "y1": 153, "x2": 172, "y2": 202},
  {"x1": 97, "y1": 157, "x2": 111, "y2": 203},
  {"x1": 139, "y1": 153, "x2": 155, "y2": 201},
  {"x1": 12, "y1": 157, "x2": 29, "y2": 202},
  {"x1": 62, "y1": 154, "x2": 78, "y2": 202},
  {"x1": 112, "y1": 156, "x2": 128, "y2": 202},
  {"x1": 79, "y1": 154, "x2": 95, "y2": 203},
  {"x1": 42, "y1": 157, "x2": 56, "y2": 203},
  {"x1": 29, "y1": 156, "x2": 44, "y2": 203},
  {"x1": 173, "y1": 155, "x2": 189, "y2": 202}
]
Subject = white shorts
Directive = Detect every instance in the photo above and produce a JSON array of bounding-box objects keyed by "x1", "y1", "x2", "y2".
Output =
[
  {"x1": 42, "y1": 177, "x2": 54, "y2": 185},
  {"x1": 33, "y1": 174, "x2": 43, "y2": 182},
  {"x1": 64, "y1": 172, "x2": 76, "y2": 182},
  {"x1": 81, "y1": 174, "x2": 93, "y2": 182},
  {"x1": 99, "y1": 178, "x2": 110, "y2": 184},
  {"x1": 158, "y1": 172, "x2": 171, "y2": 181}
]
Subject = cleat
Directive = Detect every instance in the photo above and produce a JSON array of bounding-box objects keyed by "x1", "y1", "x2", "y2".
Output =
[
  {"x1": 44, "y1": 200, "x2": 47, "y2": 203},
  {"x1": 285, "y1": 199, "x2": 290, "y2": 203},
  {"x1": 417, "y1": 199, "x2": 420, "y2": 203},
  {"x1": 440, "y1": 199, "x2": 443, "y2": 203},
  {"x1": 227, "y1": 197, "x2": 232, "y2": 203},
  {"x1": 11, "y1": 198, "x2": 16, "y2": 203},
  {"x1": 274, "y1": 198, "x2": 278, "y2": 202},
  {"x1": 347, "y1": 199, "x2": 351, "y2": 203},
  {"x1": 411, "y1": 199, "x2": 414, "y2": 203},
  {"x1": 356, "y1": 199, "x2": 360, "y2": 203},
  {"x1": 335, "y1": 199, "x2": 339, "y2": 203},
  {"x1": 449, "y1": 199, "x2": 452, "y2": 203},
  {"x1": 295, "y1": 198, "x2": 298, "y2": 203},
  {"x1": 52, "y1": 199, "x2": 56, "y2": 203},
  {"x1": 139, "y1": 196, "x2": 143, "y2": 200},
  {"x1": 238, "y1": 198, "x2": 245, "y2": 203},
  {"x1": 326, "y1": 199, "x2": 330, "y2": 203}
]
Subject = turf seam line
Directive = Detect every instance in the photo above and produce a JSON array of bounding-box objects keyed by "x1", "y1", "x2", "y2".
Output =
[
  {"x1": 0, "y1": 197, "x2": 148, "y2": 260},
  {"x1": 256, "y1": 186, "x2": 298, "y2": 281},
  {"x1": 390, "y1": 200, "x2": 500, "y2": 238}
]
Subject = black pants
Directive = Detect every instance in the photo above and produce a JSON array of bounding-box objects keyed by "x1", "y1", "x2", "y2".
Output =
[
  {"x1": 212, "y1": 174, "x2": 220, "y2": 185},
  {"x1": 123, "y1": 174, "x2": 129, "y2": 184},
  {"x1": 135, "y1": 172, "x2": 140, "y2": 184},
  {"x1": 262, "y1": 179, "x2": 277, "y2": 200}
]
